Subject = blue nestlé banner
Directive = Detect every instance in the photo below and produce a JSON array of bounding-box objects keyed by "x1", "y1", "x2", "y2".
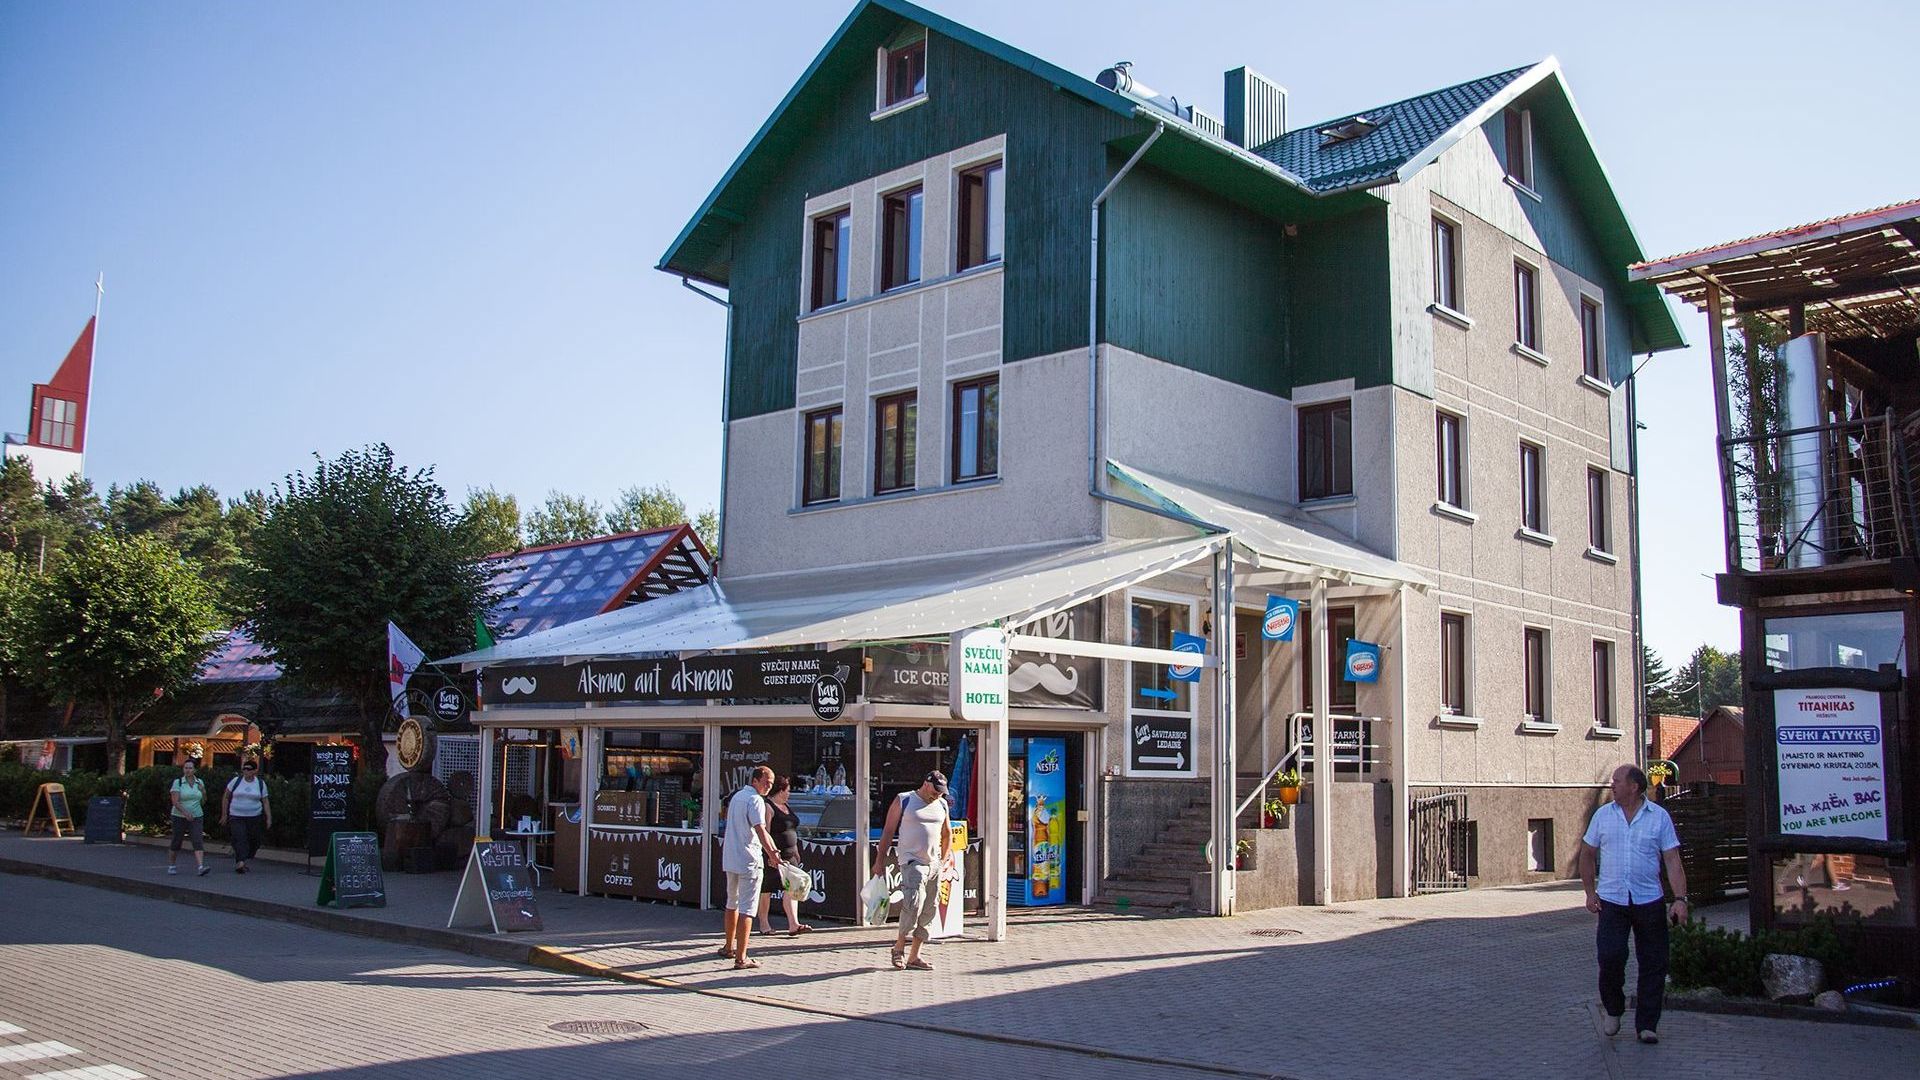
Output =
[
  {"x1": 1262, "y1": 595, "x2": 1298, "y2": 642},
  {"x1": 1344, "y1": 639, "x2": 1381, "y2": 683},
  {"x1": 1169, "y1": 632, "x2": 1206, "y2": 683}
]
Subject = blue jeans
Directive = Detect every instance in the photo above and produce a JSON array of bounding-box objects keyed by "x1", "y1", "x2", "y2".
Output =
[{"x1": 1597, "y1": 899, "x2": 1669, "y2": 1032}]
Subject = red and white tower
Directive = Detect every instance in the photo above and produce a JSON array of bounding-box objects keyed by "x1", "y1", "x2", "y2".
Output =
[{"x1": 3, "y1": 315, "x2": 96, "y2": 487}]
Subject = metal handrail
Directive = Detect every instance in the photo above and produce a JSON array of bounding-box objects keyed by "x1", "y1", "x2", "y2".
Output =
[{"x1": 1233, "y1": 711, "x2": 1382, "y2": 819}]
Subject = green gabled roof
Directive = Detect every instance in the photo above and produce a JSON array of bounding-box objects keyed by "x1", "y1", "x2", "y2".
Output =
[
  {"x1": 1265, "y1": 65, "x2": 1536, "y2": 192},
  {"x1": 657, "y1": 0, "x2": 1135, "y2": 286}
]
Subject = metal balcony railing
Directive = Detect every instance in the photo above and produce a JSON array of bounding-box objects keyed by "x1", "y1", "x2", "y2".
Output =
[{"x1": 1721, "y1": 411, "x2": 1918, "y2": 573}]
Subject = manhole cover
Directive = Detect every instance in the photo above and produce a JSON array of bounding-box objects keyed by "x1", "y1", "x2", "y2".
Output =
[
  {"x1": 1249, "y1": 928, "x2": 1303, "y2": 938},
  {"x1": 549, "y1": 1020, "x2": 649, "y2": 1037}
]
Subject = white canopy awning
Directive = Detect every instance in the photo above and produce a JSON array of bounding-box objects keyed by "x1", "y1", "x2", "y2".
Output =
[
  {"x1": 1108, "y1": 461, "x2": 1432, "y2": 591},
  {"x1": 442, "y1": 533, "x2": 1222, "y2": 667}
]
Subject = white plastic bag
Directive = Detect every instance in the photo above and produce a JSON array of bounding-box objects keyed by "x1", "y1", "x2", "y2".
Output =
[
  {"x1": 861, "y1": 868, "x2": 902, "y2": 923},
  {"x1": 779, "y1": 861, "x2": 811, "y2": 898}
]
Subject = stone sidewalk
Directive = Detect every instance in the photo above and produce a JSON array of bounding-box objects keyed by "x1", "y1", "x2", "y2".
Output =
[{"x1": 5, "y1": 830, "x2": 1915, "y2": 1079}]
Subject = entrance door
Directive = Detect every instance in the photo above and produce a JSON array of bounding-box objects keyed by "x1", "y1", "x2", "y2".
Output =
[{"x1": 1235, "y1": 610, "x2": 1268, "y2": 771}]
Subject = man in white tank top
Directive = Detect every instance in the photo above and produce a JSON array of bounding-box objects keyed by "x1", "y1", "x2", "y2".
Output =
[{"x1": 871, "y1": 770, "x2": 952, "y2": 971}]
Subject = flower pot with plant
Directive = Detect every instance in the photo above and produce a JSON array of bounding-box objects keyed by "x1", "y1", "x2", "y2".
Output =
[
  {"x1": 1274, "y1": 768, "x2": 1302, "y2": 805},
  {"x1": 1233, "y1": 837, "x2": 1253, "y2": 870}
]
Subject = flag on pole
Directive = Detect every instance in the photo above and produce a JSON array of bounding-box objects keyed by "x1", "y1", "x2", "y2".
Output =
[
  {"x1": 388, "y1": 621, "x2": 426, "y2": 706},
  {"x1": 473, "y1": 616, "x2": 495, "y2": 651}
]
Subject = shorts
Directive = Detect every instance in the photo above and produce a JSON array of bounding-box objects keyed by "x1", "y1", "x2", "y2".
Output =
[
  {"x1": 725, "y1": 868, "x2": 762, "y2": 912},
  {"x1": 170, "y1": 814, "x2": 205, "y2": 852},
  {"x1": 897, "y1": 861, "x2": 940, "y2": 943}
]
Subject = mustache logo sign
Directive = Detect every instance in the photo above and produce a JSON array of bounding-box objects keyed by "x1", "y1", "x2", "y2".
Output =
[
  {"x1": 499, "y1": 676, "x2": 538, "y2": 696},
  {"x1": 1008, "y1": 661, "x2": 1078, "y2": 696}
]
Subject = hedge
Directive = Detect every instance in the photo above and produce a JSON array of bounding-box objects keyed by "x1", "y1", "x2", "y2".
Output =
[
  {"x1": 0, "y1": 761, "x2": 380, "y2": 850},
  {"x1": 1669, "y1": 916, "x2": 1854, "y2": 996}
]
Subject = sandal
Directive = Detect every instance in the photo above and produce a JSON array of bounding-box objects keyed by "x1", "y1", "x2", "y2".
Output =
[
  {"x1": 906, "y1": 957, "x2": 934, "y2": 971},
  {"x1": 787, "y1": 924, "x2": 813, "y2": 937},
  {"x1": 732, "y1": 959, "x2": 760, "y2": 970},
  {"x1": 890, "y1": 945, "x2": 906, "y2": 970}
]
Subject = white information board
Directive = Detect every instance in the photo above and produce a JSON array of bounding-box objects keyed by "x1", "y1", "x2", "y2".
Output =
[{"x1": 1774, "y1": 687, "x2": 1888, "y2": 841}]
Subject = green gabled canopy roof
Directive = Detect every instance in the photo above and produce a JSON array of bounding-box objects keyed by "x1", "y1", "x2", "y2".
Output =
[{"x1": 657, "y1": 0, "x2": 1135, "y2": 287}]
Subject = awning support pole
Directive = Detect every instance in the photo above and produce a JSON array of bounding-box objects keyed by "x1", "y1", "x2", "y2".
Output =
[
  {"x1": 1311, "y1": 574, "x2": 1334, "y2": 905},
  {"x1": 983, "y1": 717, "x2": 1008, "y2": 941},
  {"x1": 1211, "y1": 544, "x2": 1237, "y2": 915},
  {"x1": 476, "y1": 728, "x2": 496, "y2": 841},
  {"x1": 1390, "y1": 583, "x2": 1411, "y2": 897}
]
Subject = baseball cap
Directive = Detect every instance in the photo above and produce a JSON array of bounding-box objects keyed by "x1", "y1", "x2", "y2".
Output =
[{"x1": 924, "y1": 770, "x2": 948, "y2": 794}]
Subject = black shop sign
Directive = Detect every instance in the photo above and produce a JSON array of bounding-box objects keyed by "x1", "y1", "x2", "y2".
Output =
[
  {"x1": 307, "y1": 746, "x2": 354, "y2": 857},
  {"x1": 484, "y1": 649, "x2": 862, "y2": 706},
  {"x1": 1128, "y1": 717, "x2": 1195, "y2": 777}
]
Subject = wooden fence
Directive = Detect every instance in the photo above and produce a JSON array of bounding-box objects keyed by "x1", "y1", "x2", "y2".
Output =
[{"x1": 1660, "y1": 783, "x2": 1749, "y2": 903}]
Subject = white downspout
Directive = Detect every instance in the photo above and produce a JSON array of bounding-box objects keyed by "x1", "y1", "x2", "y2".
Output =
[{"x1": 1311, "y1": 574, "x2": 1334, "y2": 904}]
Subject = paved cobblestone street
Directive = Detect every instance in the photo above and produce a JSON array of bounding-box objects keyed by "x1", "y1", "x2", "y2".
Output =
[{"x1": 4, "y1": 834, "x2": 1917, "y2": 1078}]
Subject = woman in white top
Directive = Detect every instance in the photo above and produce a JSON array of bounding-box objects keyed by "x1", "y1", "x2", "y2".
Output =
[{"x1": 221, "y1": 758, "x2": 272, "y2": 874}]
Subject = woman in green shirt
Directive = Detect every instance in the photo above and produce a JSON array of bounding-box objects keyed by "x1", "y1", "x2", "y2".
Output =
[{"x1": 168, "y1": 758, "x2": 210, "y2": 877}]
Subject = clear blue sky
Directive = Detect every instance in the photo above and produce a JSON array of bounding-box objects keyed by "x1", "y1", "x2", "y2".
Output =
[{"x1": 2, "y1": 1, "x2": 1914, "y2": 665}]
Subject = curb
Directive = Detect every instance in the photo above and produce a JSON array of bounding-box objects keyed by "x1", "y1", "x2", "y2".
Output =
[
  {"x1": 1658, "y1": 992, "x2": 1919, "y2": 1029},
  {"x1": 6, "y1": 856, "x2": 1293, "y2": 1079}
]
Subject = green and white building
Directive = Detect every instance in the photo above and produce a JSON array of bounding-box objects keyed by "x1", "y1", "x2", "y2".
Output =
[{"x1": 464, "y1": 0, "x2": 1685, "y2": 923}]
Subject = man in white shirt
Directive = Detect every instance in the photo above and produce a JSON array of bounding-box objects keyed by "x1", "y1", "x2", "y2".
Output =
[
  {"x1": 1579, "y1": 763, "x2": 1689, "y2": 1044},
  {"x1": 871, "y1": 770, "x2": 952, "y2": 971},
  {"x1": 721, "y1": 766, "x2": 782, "y2": 970}
]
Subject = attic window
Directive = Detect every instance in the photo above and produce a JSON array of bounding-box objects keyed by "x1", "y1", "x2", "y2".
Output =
[
  {"x1": 1318, "y1": 114, "x2": 1380, "y2": 146},
  {"x1": 883, "y1": 36, "x2": 927, "y2": 108}
]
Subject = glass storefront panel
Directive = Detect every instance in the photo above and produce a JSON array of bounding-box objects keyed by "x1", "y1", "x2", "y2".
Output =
[
  {"x1": 1771, "y1": 853, "x2": 1915, "y2": 927},
  {"x1": 600, "y1": 728, "x2": 703, "y2": 827},
  {"x1": 1763, "y1": 610, "x2": 1907, "y2": 673}
]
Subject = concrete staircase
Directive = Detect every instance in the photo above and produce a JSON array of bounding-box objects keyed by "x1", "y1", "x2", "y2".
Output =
[{"x1": 1094, "y1": 796, "x2": 1212, "y2": 911}]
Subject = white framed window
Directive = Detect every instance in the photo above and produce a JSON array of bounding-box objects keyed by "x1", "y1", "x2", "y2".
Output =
[
  {"x1": 1580, "y1": 295, "x2": 1605, "y2": 381},
  {"x1": 1126, "y1": 588, "x2": 1198, "y2": 778},
  {"x1": 1591, "y1": 639, "x2": 1615, "y2": 730},
  {"x1": 877, "y1": 33, "x2": 927, "y2": 110},
  {"x1": 879, "y1": 184, "x2": 924, "y2": 291},
  {"x1": 1440, "y1": 610, "x2": 1472, "y2": 716},
  {"x1": 955, "y1": 159, "x2": 1004, "y2": 272},
  {"x1": 808, "y1": 208, "x2": 851, "y2": 312},
  {"x1": 37, "y1": 396, "x2": 77, "y2": 449},
  {"x1": 1587, "y1": 467, "x2": 1611, "y2": 553},
  {"x1": 1523, "y1": 625, "x2": 1551, "y2": 725},
  {"x1": 1432, "y1": 215, "x2": 1462, "y2": 313},
  {"x1": 1513, "y1": 259, "x2": 1540, "y2": 352},
  {"x1": 1436, "y1": 410, "x2": 1466, "y2": 510},
  {"x1": 1519, "y1": 440, "x2": 1547, "y2": 535},
  {"x1": 1503, "y1": 107, "x2": 1534, "y2": 191}
]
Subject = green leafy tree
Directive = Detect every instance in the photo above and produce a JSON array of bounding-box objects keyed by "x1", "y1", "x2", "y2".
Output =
[
  {"x1": 1674, "y1": 644, "x2": 1743, "y2": 715},
  {"x1": 604, "y1": 483, "x2": 686, "y2": 534},
  {"x1": 694, "y1": 506, "x2": 719, "y2": 556},
  {"x1": 244, "y1": 445, "x2": 500, "y2": 774},
  {"x1": 0, "y1": 560, "x2": 28, "y2": 737},
  {"x1": 460, "y1": 487, "x2": 523, "y2": 554},
  {"x1": 524, "y1": 491, "x2": 602, "y2": 547},
  {"x1": 1643, "y1": 643, "x2": 1683, "y2": 716},
  {"x1": 17, "y1": 532, "x2": 221, "y2": 773}
]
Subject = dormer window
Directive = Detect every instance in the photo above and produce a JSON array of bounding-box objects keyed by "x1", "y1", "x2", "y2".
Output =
[
  {"x1": 37, "y1": 396, "x2": 77, "y2": 449},
  {"x1": 1317, "y1": 114, "x2": 1378, "y2": 146},
  {"x1": 883, "y1": 37, "x2": 926, "y2": 108},
  {"x1": 1504, "y1": 107, "x2": 1534, "y2": 190}
]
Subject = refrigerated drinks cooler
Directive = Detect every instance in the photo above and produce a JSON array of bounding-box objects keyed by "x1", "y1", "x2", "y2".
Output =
[{"x1": 1008, "y1": 736, "x2": 1066, "y2": 906}]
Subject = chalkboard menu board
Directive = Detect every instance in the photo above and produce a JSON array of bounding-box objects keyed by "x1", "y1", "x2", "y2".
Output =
[
  {"x1": 316, "y1": 831, "x2": 386, "y2": 908},
  {"x1": 84, "y1": 796, "x2": 124, "y2": 844},
  {"x1": 447, "y1": 840, "x2": 544, "y2": 933},
  {"x1": 308, "y1": 746, "x2": 354, "y2": 857},
  {"x1": 48, "y1": 786, "x2": 70, "y2": 824}
]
